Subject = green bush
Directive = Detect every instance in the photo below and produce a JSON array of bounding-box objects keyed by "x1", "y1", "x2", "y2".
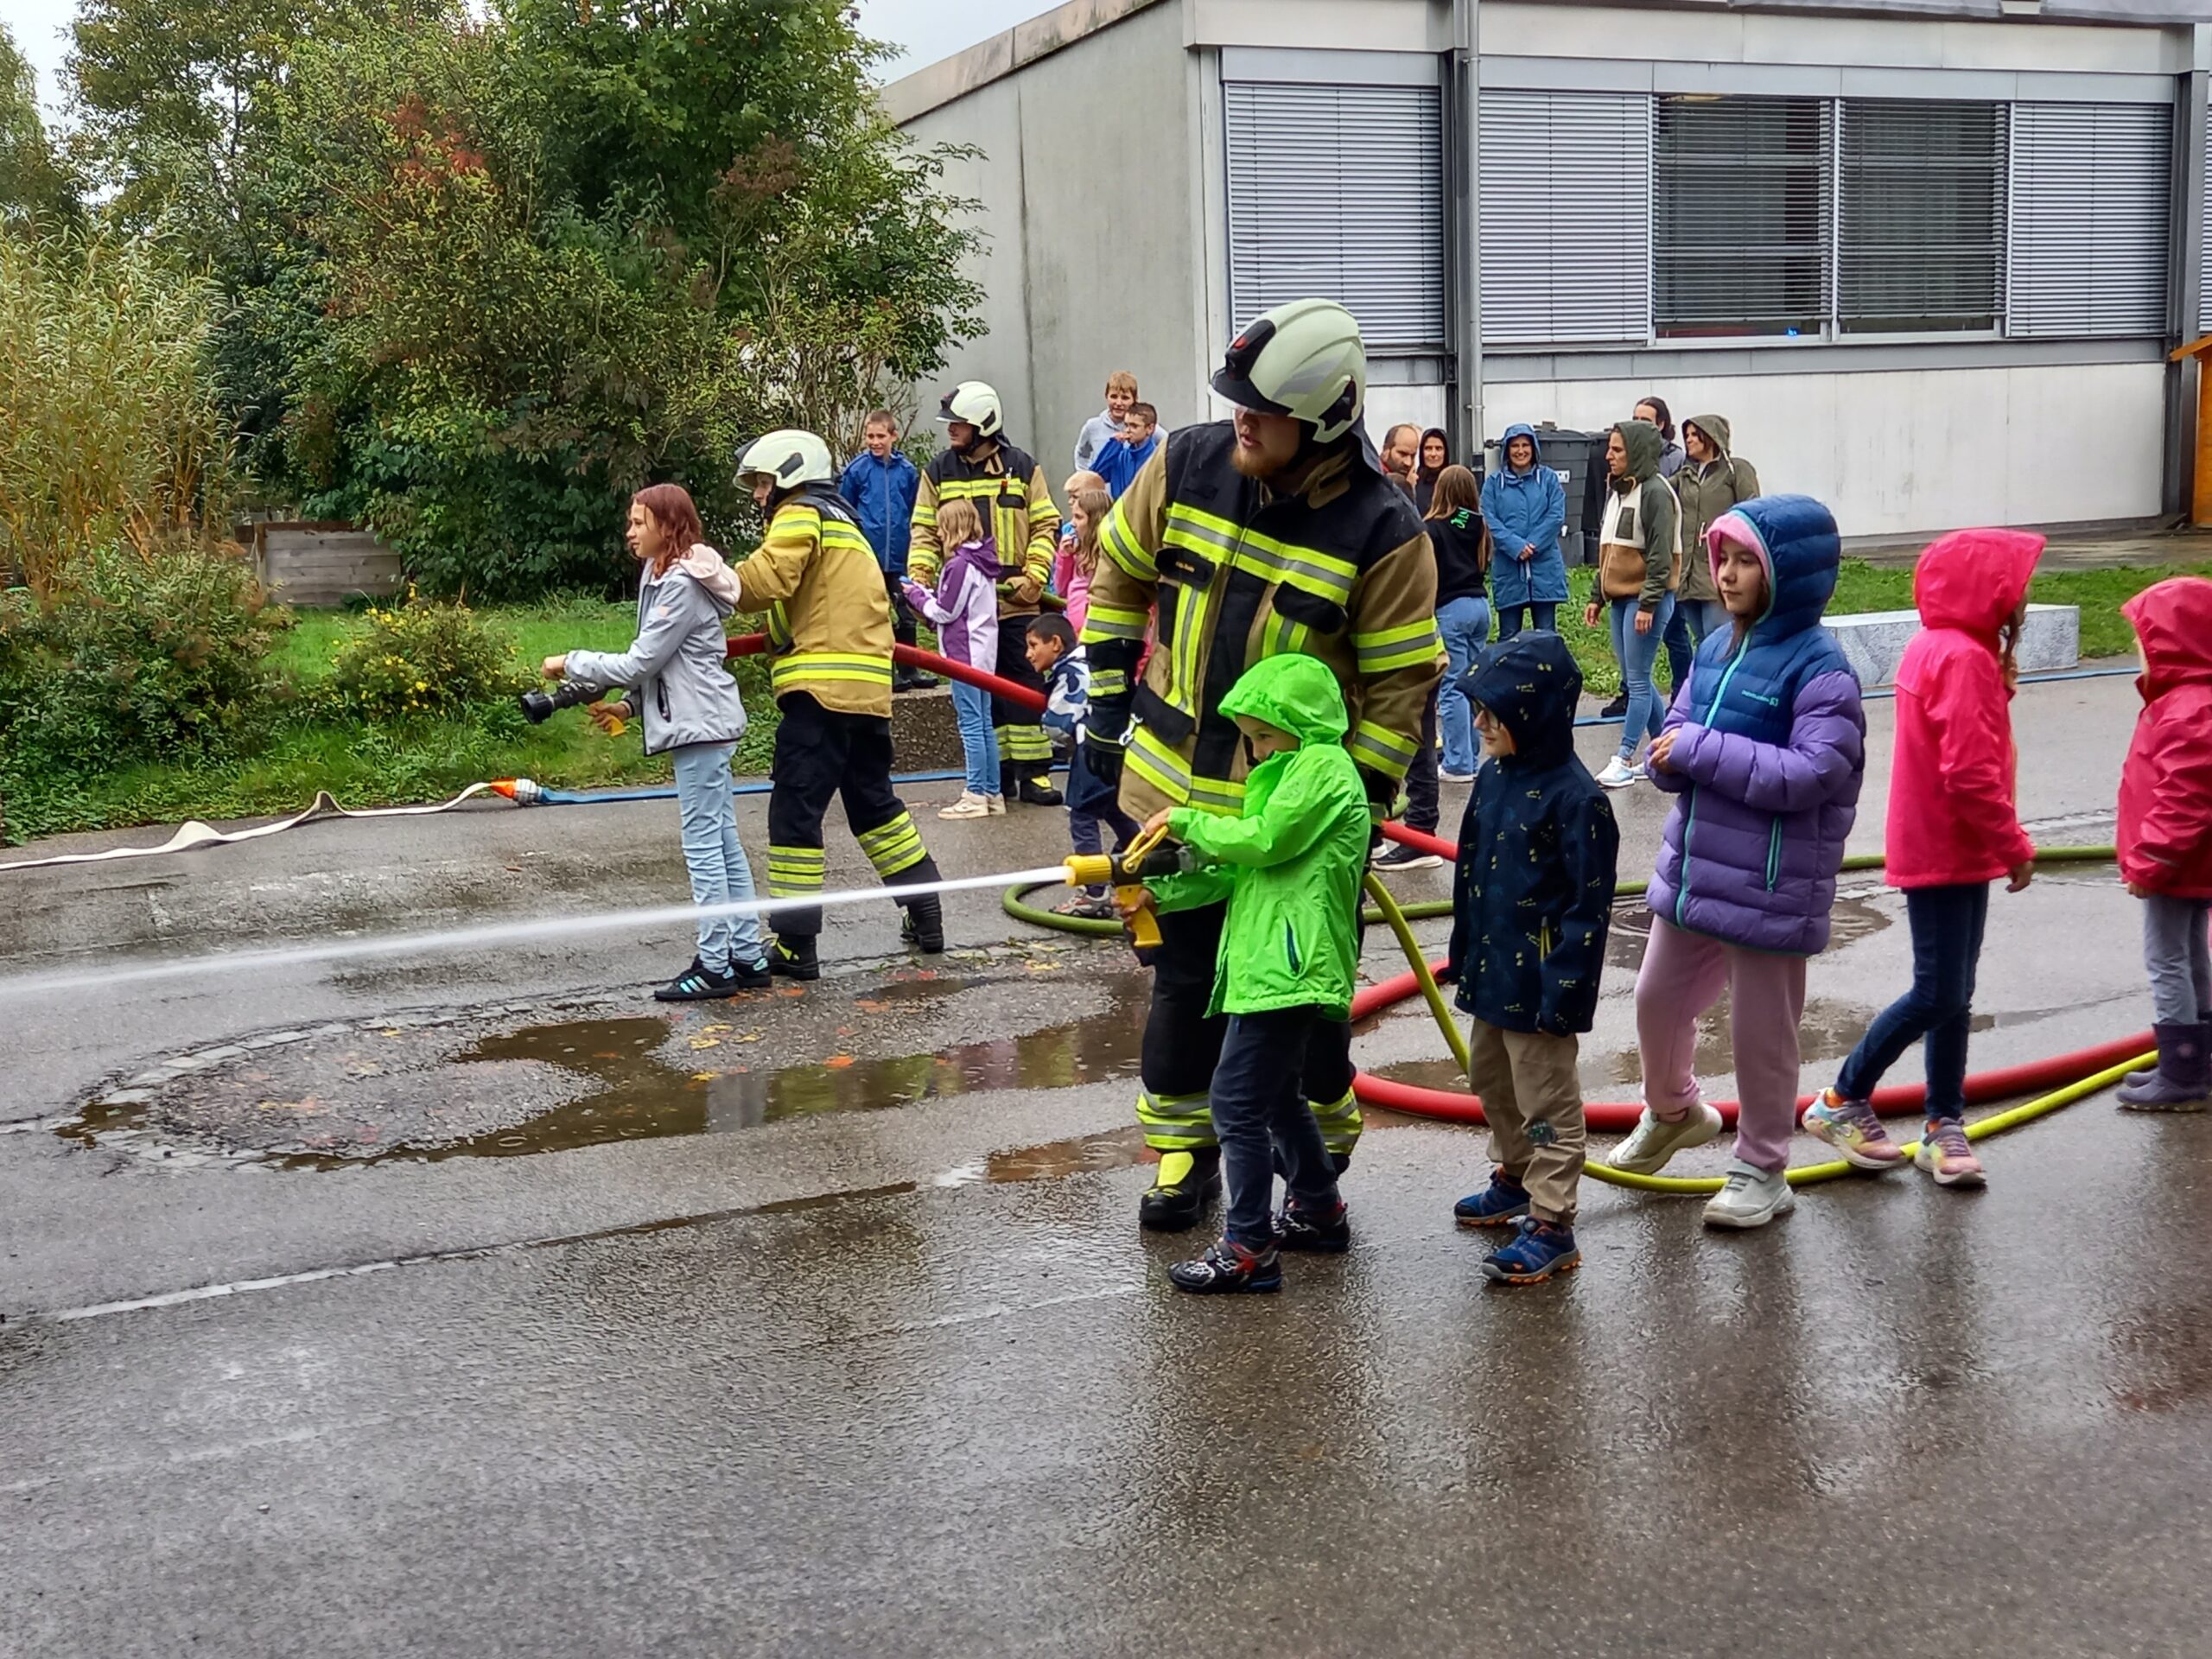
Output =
[
  {"x1": 325, "y1": 593, "x2": 528, "y2": 720},
  {"x1": 0, "y1": 545, "x2": 284, "y2": 768}
]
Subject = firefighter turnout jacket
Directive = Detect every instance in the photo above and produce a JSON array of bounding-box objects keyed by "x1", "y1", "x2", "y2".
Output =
[
  {"x1": 908, "y1": 439, "x2": 1059, "y2": 619},
  {"x1": 1080, "y1": 422, "x2": 1441, "y2": 823},
  {"x1": 732, "y1": 486, "x2": 895, "y2": 720}
]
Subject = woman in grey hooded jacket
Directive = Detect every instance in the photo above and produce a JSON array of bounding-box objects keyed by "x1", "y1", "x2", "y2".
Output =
[{"x1": 543, "y1": 483, "x2": 767, "y2": 1001}]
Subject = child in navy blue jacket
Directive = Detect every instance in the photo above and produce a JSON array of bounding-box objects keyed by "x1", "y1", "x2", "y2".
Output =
[{"x1": 1446, "y1": 630, "x2": 1618, "y2": 1284}]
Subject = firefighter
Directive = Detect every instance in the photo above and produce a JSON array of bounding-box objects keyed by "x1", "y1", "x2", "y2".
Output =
[
  {"x1": 908, "y1": 381, "x2": 1064, "y2": 805},
  {"x1": 731, "y1": 429, "x2": 946, "y2": 981},
  {"x1": 1077, "y1": 299, "x2": 1442, "y2": 1230}
]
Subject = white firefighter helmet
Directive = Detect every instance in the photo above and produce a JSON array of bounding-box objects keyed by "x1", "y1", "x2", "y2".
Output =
[
  {"x1": 734, "y1": 429, "x2": 836, "y2": 494},
  {"x1": 1211, "y1": 298, "x2": 1367, "y2": 445},
  {"x1": 935, "y1": 380, "x2": 1004, "y2": 439}
]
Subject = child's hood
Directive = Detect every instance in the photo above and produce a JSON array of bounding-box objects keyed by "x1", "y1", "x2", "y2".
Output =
[
  {"x1": 1217, "y1": 652, "x2": 1349, "y2": 744},
  {"x1": 670, "y1": 543, "x2": 740, "y2": 615},
  {"x1": 2125, "y1": 576, "x2": 2212, "y2": 699},
  {"x1": 1459, "y1": 630, "x2": 1580, "y2": 769},
  {"x1": 1704, "y1": 493, "x2": 1841, "y2": 647},
  {"x1": 948, "y1": 536, "x2": 1001, "y2": 583},
  {"x1": 1912, "y1": 527, "x2": 2044, "y2": 640}
]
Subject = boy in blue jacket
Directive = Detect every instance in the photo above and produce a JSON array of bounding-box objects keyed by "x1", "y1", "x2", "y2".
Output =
[
  {"x1": 1446, "y1": 631, "x2": 1619, "y2": 1284},
  {"x1": 839, "y1": 409, "x2": 933, "y2": 691}
]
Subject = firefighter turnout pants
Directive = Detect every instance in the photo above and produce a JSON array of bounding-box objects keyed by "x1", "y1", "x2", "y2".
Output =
[
  {"x1": 1135, "y1": 899, "x2": 1363, "y2": 1164},
  {"x1": 992, "y1": 616, "x2": 1054, "y2": 784},
  {"x1": 765, "y1": 692, "x2": 940, "y2": 938}
]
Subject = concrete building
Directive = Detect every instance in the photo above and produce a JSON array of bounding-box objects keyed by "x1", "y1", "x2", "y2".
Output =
[{"x1": 885, "y1": 0, "x2": 2212, "y2": 542}]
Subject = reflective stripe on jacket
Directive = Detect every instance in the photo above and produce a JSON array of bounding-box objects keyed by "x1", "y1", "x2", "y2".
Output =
[{"x1": 731, "y1": 487, "x2": 895, "y2": 719}]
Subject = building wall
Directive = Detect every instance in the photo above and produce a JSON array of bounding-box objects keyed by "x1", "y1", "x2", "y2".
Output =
[
  {"x1": 1488, "y1": 361, "x2": 2167, "y2": 537},
  {"x1": 897, "y1": 0, "x2": 1198, "y2": 477}
]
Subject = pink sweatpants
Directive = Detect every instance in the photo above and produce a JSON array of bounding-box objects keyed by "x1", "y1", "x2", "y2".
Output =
[{"x1": 1634, "y1": 915, "x2": 1808, "y2": 1174}]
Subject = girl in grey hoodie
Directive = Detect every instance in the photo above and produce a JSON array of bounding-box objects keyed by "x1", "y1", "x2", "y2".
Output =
[{"x1": 543, "y1": 484, "x2": 767, "y2": 1001}]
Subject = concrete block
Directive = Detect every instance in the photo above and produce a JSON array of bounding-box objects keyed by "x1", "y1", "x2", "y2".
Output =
[
  {"x1": 1827, "y1": 602, "x2": 2078, "y2": 690},
  {"x1": 890, "y1": 686, "x2": 969, "y2": 774}
]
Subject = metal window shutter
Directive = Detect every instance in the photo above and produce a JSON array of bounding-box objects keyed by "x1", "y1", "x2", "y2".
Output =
[
  {"x1": 2009, "y1": 102, "x2": 2171, "y2": 338},
  {"x1": 1478, "y1": 89, "x2": 1649, "y2": 346},
  {"x1": 2201, "y1": 113, "x2": 2212, "y2": 335},
  {"x1": 1653, "y1": 95, "x2": 1828, "y2": 339},
  {"x1": 1839, "y1": 99, "x2": 2006, "y2": 334},
  {"x1": 1224, "y1": 80, "x2": 1444, "y2": 353}
]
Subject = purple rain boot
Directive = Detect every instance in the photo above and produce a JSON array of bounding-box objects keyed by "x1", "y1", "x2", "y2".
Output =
[{"x1": 2118, "y1": 1022, "x2": 2212, "y2": 1113}]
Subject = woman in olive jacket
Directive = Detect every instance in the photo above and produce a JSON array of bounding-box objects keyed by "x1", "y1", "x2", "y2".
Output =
[{"x1": 1670, "y1": 414, "x2": 1761, "y2": 657}]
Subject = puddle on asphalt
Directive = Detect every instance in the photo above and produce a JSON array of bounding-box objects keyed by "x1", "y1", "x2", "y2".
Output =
[
  {"x1": 1605, "y1": 893, "x2": 1891, "y2": 973},
  {"x1": 60, "y1": 979, "x2": 1148, "y2": 1170}
]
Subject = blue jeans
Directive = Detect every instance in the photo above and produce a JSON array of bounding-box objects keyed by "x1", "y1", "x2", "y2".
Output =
[
  {"x1": 1666, "y1": 597, "x2": 1730, "y2": 690},
  {"x1": 1210, "y1": 1007, "x2": 1342, "y2": 1248},
  {"x1": 950, "y1": 679, "x2": 1000, "y2": 797},
  {"x1": 1609, "y1": 592, "x2": 1676, "y2": 760},
  {"x1": 1434, "y1": 594, "x2": 1493, "y2": 775},
  {"x1": 673, "y1": 741, "x2": 766, "y2": 973},
  {"x1": 1835, "y1": 883, "x2": 1990, "y2": 1122},
  {"x1": 1497, "y1": 601, "x2": 1558, "y2": 639}
]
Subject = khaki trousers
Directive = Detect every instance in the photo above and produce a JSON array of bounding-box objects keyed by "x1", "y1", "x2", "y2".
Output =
[{"x1": 1467, "y1": 1020, "x2": 1586, "y2": 1224}]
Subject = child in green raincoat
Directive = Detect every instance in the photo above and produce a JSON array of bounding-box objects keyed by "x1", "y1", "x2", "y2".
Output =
[{"x1": 1130, "y1": 652, "x2": 1372, "y2": 1295}]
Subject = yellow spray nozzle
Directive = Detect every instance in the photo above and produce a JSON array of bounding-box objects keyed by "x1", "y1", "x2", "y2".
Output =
[{"x1": 1065, "y1": 854, "x2": 1114, "y2": 887}]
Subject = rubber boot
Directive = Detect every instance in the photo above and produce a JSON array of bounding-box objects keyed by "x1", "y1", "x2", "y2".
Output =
[
  {"x1": 1138, "y1": 1146, "x2": 1221, "y2": 1232},
  {"x1": 1000, "y1": 760, "x2": 1022, "y2": 804},
  {"x1": 900, "y1": 893, "x2": 945, "y2": 954},
  {"x1": 1020, "y1": 774, "x2": 1064, "y2": 807},
  {"x1": 2129, "y1": 1007, "x2": 2211, "y2": 1090},
  {"x1": 2119, "y1": 1022, "x2": 2212, "y2": 1112},
  {"x1": 768, "y1": 933, "x2": 820, "y2": 982}
]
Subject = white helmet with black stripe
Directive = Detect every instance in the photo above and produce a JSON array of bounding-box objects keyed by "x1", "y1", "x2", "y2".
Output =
[
  {"x1": 1211, "y1": 298, "x2": 1367, "y2": 445},
  {"x1": 735, "y1": 429, "x2": 836, "y2": 497},
  {"x1": 935, "y1": 380, "x2": 1004, "y2": 440}
]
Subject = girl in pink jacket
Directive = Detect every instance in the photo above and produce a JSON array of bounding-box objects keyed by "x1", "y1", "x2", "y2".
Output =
[{"x1": 1803, "y1": 528, "x2": 2043, "y2": 1189}]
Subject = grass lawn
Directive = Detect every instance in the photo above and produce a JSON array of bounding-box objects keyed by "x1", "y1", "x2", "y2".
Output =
[{"x1": 5, "y1": 560, "x2": 2196, "y2": 842}]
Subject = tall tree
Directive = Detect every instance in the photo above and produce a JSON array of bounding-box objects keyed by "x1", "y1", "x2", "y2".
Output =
[{"x1": 0, "y1": 22, "x2": 79, "y2": 231}]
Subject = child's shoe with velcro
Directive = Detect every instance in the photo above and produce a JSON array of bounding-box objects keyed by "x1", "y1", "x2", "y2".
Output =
[
  {"x1": 1481, "y1": 1217, "x2": 1580, "y2": 1284},
  {"x1": 1274, "y1": 1197, "x2": 1351, "y2": 1254},
  {"x1": 1167, "y1": 1236, "x2": 1282, "y2": 1294},
  {"x1": 1452, "y1": 1171, "x2": 1532, "y2": 1229}
]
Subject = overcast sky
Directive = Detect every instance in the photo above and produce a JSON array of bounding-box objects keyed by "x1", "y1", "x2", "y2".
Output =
[{"x1": 6, "y1": 0, "x2": 1051, "y2": 117}]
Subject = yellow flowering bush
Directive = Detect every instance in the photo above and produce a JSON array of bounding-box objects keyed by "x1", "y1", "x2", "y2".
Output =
[{"x1": 327, "y1": 590, "x2": 527, "y2": 720}]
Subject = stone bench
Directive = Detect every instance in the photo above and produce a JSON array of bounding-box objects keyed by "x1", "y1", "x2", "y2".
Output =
[{"x1": 1827, "y1": 603, "x2": 2079, "y2": 689}]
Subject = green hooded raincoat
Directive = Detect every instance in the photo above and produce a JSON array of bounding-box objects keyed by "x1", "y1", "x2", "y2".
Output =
[{"x1": 1165, "y1": 654, "x2": 1372, "y2": 1020}]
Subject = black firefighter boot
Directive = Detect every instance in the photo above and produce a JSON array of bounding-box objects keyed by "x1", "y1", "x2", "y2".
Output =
[
  {"x1": 768, "y1": 933, "x2": 820, "y2": 982},
  {"x1": 1000, "y1": 759, "x2": 1024, "y2": 805},
  {"x1": 1020, "y1": 772, "x2": 1064, "y2": 807},
  {"x1": 1139, "y1": 1146, "x2": 1222, "y2": 1231},
  {"x1": 900, "y1": 893, "x2": 945, "y2": 955}
]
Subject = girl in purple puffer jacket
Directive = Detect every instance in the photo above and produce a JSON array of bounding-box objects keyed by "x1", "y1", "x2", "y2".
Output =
[{"x1": 1610, "y1": 495, "x2": 1867, "y2": 1230}]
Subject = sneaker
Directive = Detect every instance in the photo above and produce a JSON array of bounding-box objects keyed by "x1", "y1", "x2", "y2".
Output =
[
  {"x1": 1702, "y1": 1160, "x2": 1796, "y2": 1229},
  {"x1": 1440, "y1": 768, "x2": 1477, "y2": 784},
  {"x1": 1913, "y1": 1119, "x2": 1985, "y2": 1188},
  {"x1": 1051, "y1": 893, "x2": 1120, "y2": 921},
  {"x1": 1274, "y1": 1197, "x2": 1351, "y2": 1254},
  {"x1": 1020, "y1": 777, "x2": 1065, "y2": 807},
  {"x1": 899, "y1": 896, "x2": 945, "y2": 955},
  {"x1": 1370, "y1": 840, "x2": 1445, "y2": 873},
  {"x1": 1600, "y1": 693, "x2": 1630, "y2": 720},
  {"x1": 938, "y1": 792, "x2": 992, "y2": 820},
  {"x1": 1482, "y1": 1217, "x2": 1580, "y2": 1284},
  {"x1": 767, "y1": 935, "x2": 819, "y2": 982},
  {"x1": 1166, "y1": 1236, "x2": 1282, "y2": 1294},
  {"x1": 1594, "y1": 755, "x2": 1646, "y2": 790},
  {"x1": 1802, "y1": 1088, "x2": 1905, "y2": 1171},
  {"x1": 653, "y1": 957, "x2": 743, "y2": 1001},
  {"x1": 986, "y1": 793, "x2": 1007, "y2": 817},
  {"x1": 1452, "y1": 1172, "x2": 1532, "y2": 1229},
  {"x1": 1139, "y1": 1147, "x2": 1221, "y2": 1231},
  {"x1": 1610, "y1": 1101, "x2": 1725, "y2": 1175}
]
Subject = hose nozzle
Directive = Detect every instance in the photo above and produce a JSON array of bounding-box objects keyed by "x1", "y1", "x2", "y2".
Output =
[{"x1": 491, "y1": 778, "x2": 545, "y2": 806}]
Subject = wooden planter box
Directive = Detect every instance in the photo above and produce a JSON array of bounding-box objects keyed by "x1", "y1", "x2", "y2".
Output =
[{"x1": 250, "y1": 521, "x2": 404, "y2": 607}]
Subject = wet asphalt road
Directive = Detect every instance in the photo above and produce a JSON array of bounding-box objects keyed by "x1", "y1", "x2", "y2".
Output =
[{"x1": 5, "y1": 672, "x2": 2210, "y2": 1657}]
